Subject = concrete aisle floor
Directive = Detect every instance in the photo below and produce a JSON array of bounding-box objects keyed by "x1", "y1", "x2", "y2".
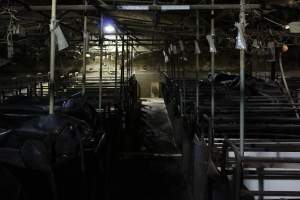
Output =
[
  {"x1": 139, "y1": 98, "x2": 178, "y2": 153},
  {"x1": 109, "y1": 98, "x2": 191, "y2": 200}
]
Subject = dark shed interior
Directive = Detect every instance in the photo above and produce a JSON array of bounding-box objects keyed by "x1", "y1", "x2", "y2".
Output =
[{"x1": 1, "y1": 0, "x2": 300, "y2": 200}]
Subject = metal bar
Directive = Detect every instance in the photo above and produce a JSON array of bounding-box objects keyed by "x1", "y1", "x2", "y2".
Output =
[
  {"x1": 121, "y1": 22, "x2": 197, "y2": 29},
  {"x1": 40, "y1": 82, "x2": 43, "y2": 96},
  {"x1": 173, "y1": 56, "x2": 176, "y2": 79},
  {"x1": 126, "y1": 35, "x2": 129, "y2": 81},
  {"x1": 243, "y1": 170, "x2": 300, "y2": 176},
  {"x1": 258, "y1": 167, "x2": 264, "y2": 200},
  {"x1": 121, "y1": 35, "x2": 125, "y2": 102},
  {"x1": 195, "y1": 11, "x2": 200, "y2": 123},
  {"x1": 49, "y1": 0, "x2": 56, "y2": 115},
  {"x1": 115, "y1": 34, "x2": 118, "y2": 94},
  {"x1": 171, "y1": 53, "x2": 175, "y2": 79},
  {"x1": 0, "y1": 90, "x2": 3, "y2": 103},
  {"x1": 210, "y1": 0, "x2": 215, "y2": 151},
  {"x1": 239, "y1": 0, "x2": 246, "y2": 157},
  {"x1": 242, "y1": 190, "x2": 300, "y2": 197},
  {"x1": 82, "y1": 0, "x2": 88, "y2": 95},
  {"x1": 180, "y1": 88, "x2": 183, "y2": 116},
  {"x1": 130, "y1": 40, "x2": 134, "y2": 76},
  {"x1": 243, "y1": 157, "x2": 300, "y2": 163},
  {"x1": 99, "y1": 13, "x2": 103, "y2": 111},
  {"x1": 99, "y1": 0, "x2": 153, "y2": 3},
  {"x1": 221, "y1": 142, "x2": 227, "y2": 175},
  {"x1": 224, "y1": 140, "x2": 242, "y2": 200},
  {"x1": 11, "y1": 4, "x2": 261, "y2": 11},
  {"x1": 121, "y1": 152, "x2": 182, "y2": 159}
]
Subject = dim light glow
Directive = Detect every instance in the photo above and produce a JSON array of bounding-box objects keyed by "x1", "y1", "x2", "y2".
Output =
[{"x1": 282, "y1": 44, "x2": 289, "y2": 53}]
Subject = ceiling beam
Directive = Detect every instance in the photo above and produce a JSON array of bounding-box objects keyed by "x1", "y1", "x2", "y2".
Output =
[{"x1": 10, "y1": 4, "x2": 261, "y2": 11}]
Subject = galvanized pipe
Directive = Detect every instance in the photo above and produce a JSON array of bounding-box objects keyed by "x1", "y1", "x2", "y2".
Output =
[
  {"x1": 49, "y1": 0, "x2": 56, "y2": 115},
  {"x1": 210, "y1": 0, "x2": 215, "y2": 149},
  {"x1": 195, "y1": 11, "x2": 200, "y2": 123},
  {"x1": 99, "y1": 14, "x2": 103, "y2": 111},
  {"x1": 82, "y1": 0, "x2": 88, "y2": 95},
  {"x1": 121, "y1": 35, "x2": 125, "y2": 102},
  {"x1": 130, "y1": 41, "x2": 134, "y2": 76},
  {"x1": 126, "y1": 36, "x2": 130, "y2": 81},
  {"x1": 115, "y1": 34, "x2": 118, "y2": 92},
  {"x1": 239, "y1": 0, "x2": 246, "y2": 157},
  {"x1": 11, "y1": 4, "x2": 261, "y2": 11}
]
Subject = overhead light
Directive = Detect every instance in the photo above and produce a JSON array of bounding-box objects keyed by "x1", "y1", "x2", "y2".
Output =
[
  {"x1": 86, "y1": 53, "x2": 91, "y2": 58},
  {"x1": 104, "y1": 24, "x2": 115, "y2": 34},
  {"x1": 98, "y1": 17, "x2": 116, "y2": 34},
  {"x1": 284, "y1": 25, "x2": 290, "y2": 30},
  {"x1": 282, "y1": 44, "x2": 289, "y2": 53}
]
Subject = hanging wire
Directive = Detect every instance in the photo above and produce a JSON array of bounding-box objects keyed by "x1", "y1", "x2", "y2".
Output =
[{"x1": 254, "y1": 10, "x2": 290, "y2": 29}]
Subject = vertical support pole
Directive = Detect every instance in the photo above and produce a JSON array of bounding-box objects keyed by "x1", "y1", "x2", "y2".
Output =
[
  {"x1": 82, "y1": 0, "x2": 88, "y2": 95},
  {"x1": 49, "y1": 0, "x2": 57, "y2": 115},
  {"x1": 121, "y1": 35, "x2": 126, "y2": 129},
  {"x1": 40, "y1": 82, "x2": 43, "y2": 96},
  {"x1": 126, "y1": 36, "x2": 130, "y2": 81},
  {"x1": 130, "y1": 40, "x2": 134, "y2": 77},
  {"x1": 179, "y1": 88, "x2": 183, "y2": 117},
  {"x1": 239, "y1": 0, "x2": 246, "y2": 157},
  {"x1": 210, "y1": 0, "x2": 215, "y2": 149},
  {"x1": 258, "y1": 167, "x2": 264, "y2": 200},
  {"x1": 168, "y1": 48, "x2": 171, "y2": 78},
  {"x1": 121, "y1": 35, "x2": 125, "y2": 99},
  {"x1": 27, "y1": 86, "x2": 30, "y2": 96},
  {"x1": 115, "y1": 34, "x2": 118, "y2": 95},
  {"x1": 182, "y1": 43, "x2": 186, "y2": 112},
  {"x1": 0, "y1": 90, "x2": 2, "y2": 103},
  {"x1": 170, "y1": 53, "x2": 173, "y2": 79},
  {"x1": 172, "y1": 54, "x2": 175, "y2": 79},
  {"x1": 166, "y1": 54, "x2": 170, "y2": 77},
  {"x1": 174, "y1": 50, "x2": 177, "y2": 79},
  {"x1": 99, "y1": 13, "x2": 103, "y2": 111},
  {"x1": 34, "y1": 82, "x2": 37, "y2": 96},
  {"x1": 2, "y1": 91, "x2": 5, "y2": 103},
  {"x1": 195, "y1": 11, "x2": 200, "y2": 123}
]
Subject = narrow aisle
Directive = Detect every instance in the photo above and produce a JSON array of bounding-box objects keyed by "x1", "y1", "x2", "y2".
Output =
[
  {"x1": 109, "y1": 98, "x2": 191, "y2": 200},
  {"x1": 139, "y1": 98, "x2": 179, "y2": 153}
]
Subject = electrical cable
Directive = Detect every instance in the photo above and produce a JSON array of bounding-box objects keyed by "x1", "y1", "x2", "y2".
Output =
[
  {"x1": 278, "y1": 52, "x2": 300, "y2": 119},
  {"x1": 254, "y1": 10, "x2": 289, "y2": 29}
]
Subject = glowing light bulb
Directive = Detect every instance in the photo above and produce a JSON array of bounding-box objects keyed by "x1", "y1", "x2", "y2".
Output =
[
  {"x1": 282, "y1": 44, "x2": 289, "y2": 53},
  {"x1": 104, "y1": 24, "x2": 115, "y2": 34}
]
